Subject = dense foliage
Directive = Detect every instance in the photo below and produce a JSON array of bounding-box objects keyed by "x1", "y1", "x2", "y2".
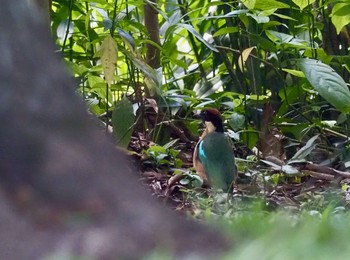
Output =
[
  {"x1": 51, "y1": 1, "x2": 350, "y2": 257},
  {"x1": 52, "y1": 0, "x2": 350, "y2": 147}
]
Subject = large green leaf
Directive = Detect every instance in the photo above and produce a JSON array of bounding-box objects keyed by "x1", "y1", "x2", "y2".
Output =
[
  {"x1": 298, "y1": 59, "x2": 350, "y2": 113},
  {"x1": 241, "y1": 0, "x2": 256, "y2": 9},
  {"x1": 242, "y1": 0, "x2": 289, "y2": 10},
  {"x1": 254, "y1": 0, "x2": 290, "y2": 10},
  {"x1": 292, "y1": 0, "x2": 315, "y2": 10},
  {"x1": 266, "y1": 30, "x2": 308, "y2": 48},
  {"x1": 330, "y1": 3, "x2": 350, "y2": 34},
  {"x1": 112, "y1": 97, "x2": 135, "y2": 148}
]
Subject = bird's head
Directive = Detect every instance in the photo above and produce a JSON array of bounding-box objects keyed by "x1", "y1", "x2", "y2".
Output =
[{"x1": 199, "y1": 108, "x2": 225, "y2": 133}]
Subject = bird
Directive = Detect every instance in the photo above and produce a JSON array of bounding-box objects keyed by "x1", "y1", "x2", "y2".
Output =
[{"x1": 193, "y1": 108, "x2": 236, "y2": 191}]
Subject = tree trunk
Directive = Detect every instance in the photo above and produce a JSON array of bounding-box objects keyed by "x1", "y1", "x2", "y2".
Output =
[
  {"x1": 32, "y1": 0, "x2": 52, "y2": 27},
  {"x1": 144, "y1": 0, "x2": 161, "y2": 69},
  {"x1": 0, "y1": 0, "x2": 231, "y2": 258}
]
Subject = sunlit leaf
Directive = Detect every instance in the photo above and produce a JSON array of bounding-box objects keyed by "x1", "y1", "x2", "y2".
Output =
[
  {"x1": 117, "y1": 5, "x2": 136, "y2": 20},
  {"x1": 179, "y1": 24, "x2": 218, "y2": 52},
  {"x1": 282, "y1": 68, "x2": 305, "y2": 78},
  {"x1": 254, "y1": 0, "x2": 290, "y2": 10},
  {"x1": 100, "y1": 35, "x2": 118, "y2": 86},
  {"x1": 292, "y1": 0, "x2": 315, "y2": 10},
  {"x1": 57, "y1": 19, "x2": 74, "y2": 42},
  {"x1": 330, "y1": 3, "x2": 350, "y2": 34},
  {"x1": 241, "y1": 0, "x2": 256, "y2": 9},
  {"x1": 298, "y1": 59, "x2": 350, "y2": 113},
  {"x1": 272, "y1": 13, "x2": 297, "y2": 21}
]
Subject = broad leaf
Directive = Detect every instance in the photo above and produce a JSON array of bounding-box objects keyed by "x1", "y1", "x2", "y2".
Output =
[
  {"x1": 241, "y1": 0, "x2": 256, "y2": 9},
  {"x1": 112, "y1": 97, "x2": 135, "y2": 148},
  {"x1": 298, "y1": 59, "x2": 350, "y2": 113},
  {"x1": 292, "y1": 0, "x2": 315, "y2": 10},
  {"x1": 254, "y1": 0, "x2": 290, "y2": 10},
  {"x1": 266, "y1": 30, "x2": 308, "y2": 48},
  {"x1": 330, "y1": 3, "x2": 350, "y2": 34},
  {"x1": 100, "y1": 35, "x2": 118, "y2": 86},
  {"x1": 229, "y1": 112, "x2": 245, "y2": 131},
  {"x1": 242, "y1": 0, "x2": 289, "y2": 11},
  {"x1": 247, "y1": 13, "x2": 270, "y2": 24}
]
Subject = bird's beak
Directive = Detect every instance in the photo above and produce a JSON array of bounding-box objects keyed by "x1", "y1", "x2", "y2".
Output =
[
  {"x1": 193, "y1": 110, "x2": 202, "y2": 119},
  {"x1": 193, "y1": 112, "x2": 202, "y2": 119}
]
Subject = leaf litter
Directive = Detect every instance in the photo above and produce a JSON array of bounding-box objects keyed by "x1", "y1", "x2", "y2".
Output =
[{"x1": 126, "y1": 106, "x2": 350, "y2": 217}]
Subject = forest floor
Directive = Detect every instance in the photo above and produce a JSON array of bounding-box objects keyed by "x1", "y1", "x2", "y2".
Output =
[
  {"x1": 120, "y1": 109, "x2": 350, "y2": 259},
  {"x1": 128, "y1": 128, "x2": 350, "y2": 220}
]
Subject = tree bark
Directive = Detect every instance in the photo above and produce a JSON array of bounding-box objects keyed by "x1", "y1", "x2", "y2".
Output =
[
  {"x1": 32, "y1": 0, "x2": 52, "y2": 27},
  {"x1": 144, "y1": 0, "x2": 161, "y2": 68},
  {"x1": 0, "y1": 0, "x2": 231, "y2": 258}
]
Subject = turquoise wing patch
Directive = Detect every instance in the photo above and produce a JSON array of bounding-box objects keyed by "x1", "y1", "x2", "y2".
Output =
[{"x1": 198, "y1": 141, "x2": 207, "y2": 159}]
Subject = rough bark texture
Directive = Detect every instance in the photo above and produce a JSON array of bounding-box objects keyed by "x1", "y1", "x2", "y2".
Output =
[{"x1": 0, "y1": 0, "x2": 231, "y2": 258}]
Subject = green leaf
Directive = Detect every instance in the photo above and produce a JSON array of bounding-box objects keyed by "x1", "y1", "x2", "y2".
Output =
[
  {"x1": 247, "y1": 13, "x2": 270, "y2": 24},
  {"x1": 298, "y1": 59, "x2": 350, "y2": 113},
  {"x1": 213, "y1": 27, "x2": 238, "y2": 37},
  {"x1": 330, "y1": 3, "x2": 350, "y2": 34},
  {"x1": 266, "y1": 30, "x2": 308, "y2": 48},
  {"x1": 272, "y1": 13, "x2": 297, "y2": 21},
  {"x1": 179, "y1": 24, "x2": 218, "y2": 52},
  {"x1": 266, "y1": 30, "x2": 293, "y2": 43},
  {"x1": 229, "y1": 112, "x2": 245, "y2": 131},
  {"x1": 282, "y1": 68, "x2": 305, "y2": 78},
  {"x1": 123, "y1": 50, "x2": 161, "y2": 91},
  {"x1": 163, "y1": 139, "x2": 179, "y2": 150},
  {"x1": 254, "y1": 0, "x2": 290, "y2": 10},
  {"x1": 112, "y1": 97, "x2": 135, "y2": 148},
  {"x1": 147, "y1": 145, "x2": 167, "y2": 155},
  {"x1": 303, "y1": 48, "x2": 333, "y2": 64},
  {"x1": 292, "y1": 0, "x2": 315, "y2": 10},
  {"x1": 87, "y1": 75, "x2": 104, "y2": 88},
  {"x1": 241, "y1": 0, "x2": 256, "y2": 9}
]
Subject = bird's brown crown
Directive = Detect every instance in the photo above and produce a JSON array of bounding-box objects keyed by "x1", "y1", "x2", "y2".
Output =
[{"x1": 200, "y1": 108, "x2": 224, "y2": 133}]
